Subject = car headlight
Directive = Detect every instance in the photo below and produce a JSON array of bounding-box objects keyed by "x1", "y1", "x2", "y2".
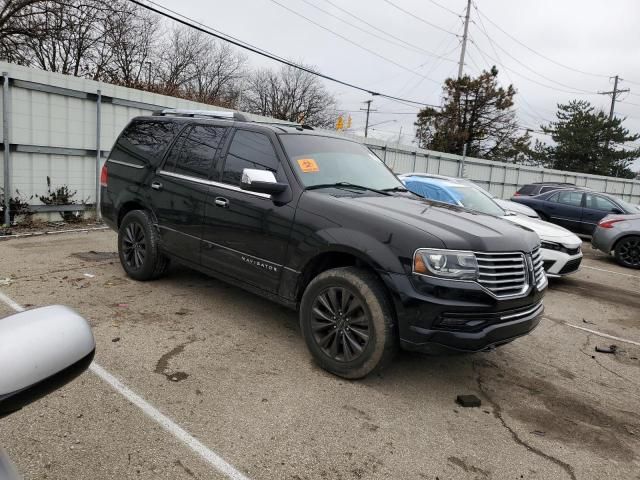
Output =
[
  {"x1": 413, "y1": 249, "x2": 478, "y2": 280},
  {"x1": 540, "y1": 241, "x2": 561, "y2": 251}
]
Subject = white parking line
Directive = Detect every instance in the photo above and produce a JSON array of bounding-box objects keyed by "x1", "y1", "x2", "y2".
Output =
[
  {"x1": 544, "y1": 317, "x2": 640, "y2": 347},
  {"x1": 582, "y1": 265, "x2": 640, "y2": 279},
  {"x1": 0, "y1": 290, "x2": 250, "y2": 480}
]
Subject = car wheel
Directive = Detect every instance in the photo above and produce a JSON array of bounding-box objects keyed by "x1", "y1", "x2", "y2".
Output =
[
  {"x1": 300, "y1": 267, "x2": 397, "y2": 379},
  {"x1": 118, "y1": 210, "x2": 169, "y2": 280},
  {"x1": 614, "y1": 236, "x2": 640, "y2": 269}
]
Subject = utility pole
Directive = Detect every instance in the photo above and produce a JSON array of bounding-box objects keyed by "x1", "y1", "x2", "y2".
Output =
[
  {"x1": 598, "y1": 75, "x2": 629, "y2": 121},
  {"x1": 598, "y1": 75, "x2": 630, "y2": 175},
  {"x1": 457, "y1": 0, "x2": 472, "y2": 79},
  {"x1": 361, "y1": 99, "x2": 377, "y2": 137}
]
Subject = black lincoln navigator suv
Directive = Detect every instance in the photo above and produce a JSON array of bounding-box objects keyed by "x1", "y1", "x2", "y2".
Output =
[{"x1": 100, "y1": 110, "x2": 547, "y2": 379}]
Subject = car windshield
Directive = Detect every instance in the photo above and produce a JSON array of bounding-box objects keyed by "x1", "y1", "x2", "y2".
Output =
[
  {"x1": 618, "y1": 198, "x2": 640, "y2": 213},
  {"x1": 279, "y1": 134, "x2": 404, "y2": 191},
  {"x1": 404, "y1": 178, "x2": 506, "y2": 216}
]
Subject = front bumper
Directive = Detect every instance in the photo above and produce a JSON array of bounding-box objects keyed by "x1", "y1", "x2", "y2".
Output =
[
  {"x1": 381, "y1": 272, "x2": 546, "y2": 353},
  {"x1": 541, "y1": 248, "x2": 583, "y2": 277}
]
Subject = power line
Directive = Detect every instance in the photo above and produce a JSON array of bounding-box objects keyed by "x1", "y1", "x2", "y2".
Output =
[
  {"x1": 128, "y1": 0, "x2": 439, "y2": 107},
  {"x1": 381, "y1": 0, "x2": 461, "y2": 36},
  {"x1": 267, "y1": 0, "x2": 441, "y2": 85},
  {"x1": 470, "y1": 8, "x2": 557, "y2": 124},
  {"x1": 471, "y1": 4, "x2": 598, "y2": 95},
  {"x1": 320, "y1": 0, "x2": 457, "y2": 63},
  {"x1": 427, "y1": 0, "x2": 463, "y2": 17},
  {"x1": 300, "y1": 0, "x2": 459, "y2": 62},
  {"x1": 473, "y1": 6, "x2": 610, "y2": 79},
  {"x1": 469, "y1": 40, "x2": 599, "y2": 96}
]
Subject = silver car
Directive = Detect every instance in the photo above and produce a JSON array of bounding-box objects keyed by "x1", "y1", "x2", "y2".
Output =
[{"x1": 591, "y1": 214, "x2": 640, "y2": 268}]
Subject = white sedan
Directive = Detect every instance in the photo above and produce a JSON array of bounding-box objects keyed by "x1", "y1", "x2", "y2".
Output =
[{"x1": 399, "y1": 173, "x2": 583, "y2": 277}]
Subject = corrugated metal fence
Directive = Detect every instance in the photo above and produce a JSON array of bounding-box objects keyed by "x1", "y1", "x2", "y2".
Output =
[{"x1": 1, "y1": 61, "x2": 639, "y2": 225}]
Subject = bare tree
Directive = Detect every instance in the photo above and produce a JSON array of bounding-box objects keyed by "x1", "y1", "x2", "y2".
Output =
[
  {"x1": 155, "y1": 26, "x2": 205, "y2": 96},
  {"x1": 8, "y1": 1, "x2": 117, "y2": 77},
  {"x1": 0, "y1": 0, "x2": 52, "y2": 61},
  {"x1": 185, "y1": 41, "x2": 246, "y2": 108},
  {"x1": 242, "y1": 65, "x2": 335, "y2": 127},
  {"x1": 98, "y1": 0, "x2": 158, "y2": 86}
]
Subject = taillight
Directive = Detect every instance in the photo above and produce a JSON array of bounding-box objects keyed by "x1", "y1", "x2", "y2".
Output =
[
  {"x1": 598, "y1": 218, "x2": 625, "y2": 229},
  {"x1": 513, "y1": 192, "x2": 520, "y2": 196},
  {"x1": 100, "y1": 164, "x2": 108, "y2": 187}
]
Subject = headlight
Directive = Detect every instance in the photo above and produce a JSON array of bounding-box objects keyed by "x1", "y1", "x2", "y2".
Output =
[
  {"x1": 413, "y1": 249, "x2": 478, "y2": 280},
  {"x1": 540, "y1": 241, "x2": 561, "y2": 251}
]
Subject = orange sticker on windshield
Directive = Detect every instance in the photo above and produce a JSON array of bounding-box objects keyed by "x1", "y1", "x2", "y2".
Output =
[{"x1": 297, "y1": 158, "x2": 319, "y2": 173}]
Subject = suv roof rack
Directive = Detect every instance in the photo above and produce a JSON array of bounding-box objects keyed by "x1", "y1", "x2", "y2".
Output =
[{"x1": 152, "y1": 109, "x2": 250, "y2": 122}]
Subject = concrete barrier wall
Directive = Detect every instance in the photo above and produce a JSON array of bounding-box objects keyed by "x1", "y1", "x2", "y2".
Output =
[{"x1": 2, "y1": 61, "x2": 639, "y2": 217}]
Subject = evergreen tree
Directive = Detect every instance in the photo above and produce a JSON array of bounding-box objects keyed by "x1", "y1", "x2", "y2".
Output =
[
  {"x1": 414, "y1": 66, "x2": 530, "y2": 160},
  {"x1": 534, "y1": 100, "x2": 640, "y2": 178}
]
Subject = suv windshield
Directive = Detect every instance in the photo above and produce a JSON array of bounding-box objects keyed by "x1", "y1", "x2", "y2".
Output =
[{"x1": 280, "y1": 134, "x2": 404, "y2": 191}]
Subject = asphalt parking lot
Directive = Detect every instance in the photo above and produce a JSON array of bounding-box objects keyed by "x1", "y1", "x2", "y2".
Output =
[{"x1": 1, "y1": 230, "x2": 639, "y2": 480}]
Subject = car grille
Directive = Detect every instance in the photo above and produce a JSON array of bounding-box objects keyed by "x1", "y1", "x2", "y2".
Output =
[
  {"x1": 476, "y1": 251, "x2": 529, "y2": 297},
  {"x1": 475, "y1": 247, "x2": 545, "y2": 298},
  {"x1": 559, "y1": 257, "x2": 582, "y2": 275}
]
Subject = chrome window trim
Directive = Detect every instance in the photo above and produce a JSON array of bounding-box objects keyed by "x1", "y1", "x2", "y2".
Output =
[
  {"x1": 107, "y1": 159, "x2": 145, "y2": 169},
  {"x1": 158, "y1": 170, "x2": 271, "y2": 198}
]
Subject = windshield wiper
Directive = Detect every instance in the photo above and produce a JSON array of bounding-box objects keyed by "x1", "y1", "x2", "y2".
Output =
[
  {"x1": 306, "y1": 182, "x2": 391, "y2": 196},
  {"x1": 382, "y1": 186, "x2": 408, "y2": 192}
]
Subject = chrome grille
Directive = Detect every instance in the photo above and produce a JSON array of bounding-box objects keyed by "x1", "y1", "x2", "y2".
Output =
[
  {"x1": 531, "y1": 247, "x2": 547, "y2": 289},
  {"x1": 476, "y1": 251, "x2": 529, "y2": 297}
]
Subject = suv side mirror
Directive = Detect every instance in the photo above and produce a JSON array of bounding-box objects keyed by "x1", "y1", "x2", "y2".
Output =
[
  {"x1": 0, "y1": 306, "x2": 95, "y2": 419},
  {"x1": 241, "y1": 168, "x2": 288, "y2": 195}
]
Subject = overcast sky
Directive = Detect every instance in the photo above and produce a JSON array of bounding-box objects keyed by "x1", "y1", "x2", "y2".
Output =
[{"x1": 158, "y1": 0, "x2": 640, "y2": 168}]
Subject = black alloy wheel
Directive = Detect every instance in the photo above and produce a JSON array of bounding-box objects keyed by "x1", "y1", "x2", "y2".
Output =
[
  {"x1": 616, "y1": 236, "x2": 640, "y2": 268},
  {"x1": 122, "y1": 221, "x2": 147, "y2": 270},
  {"x1": 310, "y1": 286, "x2": 371, "y2": 362}
]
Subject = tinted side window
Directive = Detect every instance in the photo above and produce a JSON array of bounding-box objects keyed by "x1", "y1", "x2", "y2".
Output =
[
  {"x1": 586, "y1": 194, "x2": 617, "y2": 211},
  {"x1": 557, "y1": 191, "x2": 583, "y2": 207},
  {"x1": 540, "y1": 186, "x2": 561, "y2": 194},
  {"x1": 516, "y1": 185, "x2": 536, "y2": 195},
  {"x1": 119, "y1": 121, "x2": 182, "y2": 164},
  {"x1": 221, "y1": 130, "x2": 280, "y2": 186},
  {"x1": 166, "y1": 125, "x2": 226, "y2": 179},
  {"x1": 547, "y1": 192, "x2": 560, "y2": 203}
]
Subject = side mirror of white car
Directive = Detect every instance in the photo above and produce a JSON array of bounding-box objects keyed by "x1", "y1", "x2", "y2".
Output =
[{"x1": 0, "y1": 306, "x2": 95, "y2": 419}]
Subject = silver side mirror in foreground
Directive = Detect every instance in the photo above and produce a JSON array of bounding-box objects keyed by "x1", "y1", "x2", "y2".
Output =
[
  {"x1": 241, "y1": 168, "x2": 288, "y2": 195},
  {"x1": 0, "y1": 305, "x2": 95, "y2": 419}
]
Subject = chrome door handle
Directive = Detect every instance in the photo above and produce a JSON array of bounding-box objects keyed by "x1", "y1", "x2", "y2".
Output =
[
  {"x1": 151, "y1": 181, "x2": 163, "y2": 190},
  {"x1": 214, "y1": 197, "x2": 229, "y2": 208}
]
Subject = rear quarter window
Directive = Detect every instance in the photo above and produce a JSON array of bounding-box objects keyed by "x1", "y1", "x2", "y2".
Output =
[
  {"x1": 516, "y1": 185, "x2": 536, "y2": 195},
  {"x1": 113, "y1": 120, "x2": 183, "y2": 166}
]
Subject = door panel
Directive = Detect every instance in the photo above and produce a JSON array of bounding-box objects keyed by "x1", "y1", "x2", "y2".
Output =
[
  {"x1": 201, "y1": 186, "x2": 295, "y2": 292},
  {"x1": 545, "y1": 191, "x2": 584, "y2": 232},
  {"x1": 581, "y1": 193, "x2": 619, "y2": 234},
  {"x1": 200, "y1": 129, "x2": 294, "y2": 293},
  {"x1": 150, "y1": 124, "x2": 227, "y2": 263}
]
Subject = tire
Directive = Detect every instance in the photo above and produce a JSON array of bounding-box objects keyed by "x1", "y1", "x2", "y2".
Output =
[
  {"x1": 300, "y1": 267, "x2": 397, "y2": 379},
  {"x1": 118, "y1": 210, "x2": 169, "y2": 281},
  {"x1": 614, "y1": 236, "x2": 640, "y2": 269}
]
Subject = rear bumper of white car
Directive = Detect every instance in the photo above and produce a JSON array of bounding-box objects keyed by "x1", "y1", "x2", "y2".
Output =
[{"x1": 541, "y1": 248, "x2": 583, "y2": 277}]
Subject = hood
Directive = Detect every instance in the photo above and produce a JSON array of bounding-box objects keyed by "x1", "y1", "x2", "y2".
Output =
[
  {"x1": 505, "y1": 215, "x2": 582, "y2": 247},
  {"x1": 495, "y1": 198, "x2": 538, "y2": 218},
  {"x1": 334, "y1": 194, "x2": 540, "y2": 253}
]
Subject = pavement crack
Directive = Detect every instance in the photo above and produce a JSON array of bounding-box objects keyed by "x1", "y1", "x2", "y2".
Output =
[{"x1": 472, "y1": 361, "x2": 577, "y2": 480}]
